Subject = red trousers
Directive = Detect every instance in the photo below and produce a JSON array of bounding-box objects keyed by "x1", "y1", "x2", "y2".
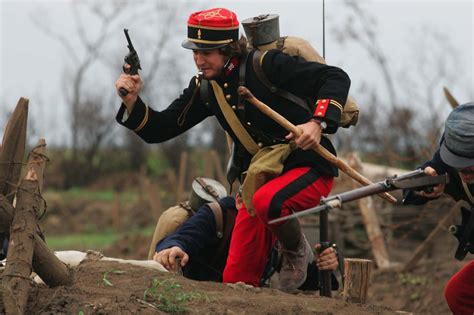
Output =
[
  {"x1": 223, "y1": 167, "x2": 333, "y2": 286},
  {"x1": 445, "y1": 260, "x2": 474, "y2": 315}
]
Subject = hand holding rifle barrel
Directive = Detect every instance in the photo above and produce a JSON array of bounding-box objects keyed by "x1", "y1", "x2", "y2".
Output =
[{"x1": 269, "y1": 169, "x2": 448, "y2": 224}]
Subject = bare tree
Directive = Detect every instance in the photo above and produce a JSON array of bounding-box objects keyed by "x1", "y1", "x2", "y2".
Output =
[
  {"x1": 333, "y1": 0, "x2": 465, "y2": 167},
  {"x1": 32, "y1": 1, "x2": 198, "y2": 185}
]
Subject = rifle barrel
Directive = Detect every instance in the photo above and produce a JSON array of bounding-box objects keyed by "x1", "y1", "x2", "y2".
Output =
[
  {"x1": 338, "y1": 182, "x2": 389, "y2": 203},
  {"x1": 268, "y1": 180, "x2": 389, "y2": 224}
]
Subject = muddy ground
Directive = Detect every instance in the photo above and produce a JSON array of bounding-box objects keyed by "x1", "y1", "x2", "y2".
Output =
[
  {"x1": 1, "y1": 172, "x2": 470, "y2": 314},
  {"x1": 0, "y1": 259, "x2": 398, "y2": 315},
  {"x1": 99, "y1": 233, "x2": 465, "y2": 314},
  {"x1": 0, "y1": 254, "x2": 466, "y2": 314}
]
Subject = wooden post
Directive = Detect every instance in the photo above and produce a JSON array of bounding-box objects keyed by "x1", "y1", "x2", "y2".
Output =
[
  {"x1": 210, "y1": 150, "x2": 226, "y2": 186},
  {"x1": 145, "y1": 177, "x2": 164, "y2": 261},
  {"x1": 343, "y1": 258, "x2": 373, "y2": 304},
  {"x1": 166, "y1": 169, "x2": 177, "y2": 199},
  {"x1": 0, "y1": 198, "x2": 14, "y2": 234},
  {"x1": 348, "y1": 153, "x2": 391, "y2": 269},
  {"x1": 175, "y1": 151, "x2": 188, "y2": 203},
  {"x1": 402, "y1": 202, "x2": 460, "y2": 271},
  {"x1": 443, "y1": 87, "x2": 459, "y2": 108},
  {"x1": 31, "y1": 234, "x2": 72, "y2": 287},
  {"x1": 2, "y1": 139, "x2": 46, "y2": 314},
  {"x1": 203, "y1": 151, "x2": 214, "y2": 179},
  {"x1": 0, "y1": 198, "x2": 72, "y2": 288},
  {"x1": 0, "y1": 199, "x2": 72, "y2": 288},
  {"x1": 0, "y1": 98, "x2": 28, "y2": 204}
]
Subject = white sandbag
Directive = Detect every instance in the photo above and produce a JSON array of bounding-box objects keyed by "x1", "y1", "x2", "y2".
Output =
[{"x1": 29, "y1": 250, "x2": 168, "y2": 284}]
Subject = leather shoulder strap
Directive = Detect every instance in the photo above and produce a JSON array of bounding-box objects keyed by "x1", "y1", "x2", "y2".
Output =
[
  {"x1": 195, "y1": 177, "x2": 221, "y2": 201},
  {"x1": 252, "y1": 49, "x2": 311, "y2": 113},
  {"x1": 461, "y1": 179, "x2": 474, "y2": 204},
  {"x1": 276, "y1": 36, "x2": 286, "y2": 50},
  {"x1": 209, "y1": 204, "x2": 238, "y2": 270},
  {"x1": 200, "y1": 79, "x2": 211, "y2": 109},
  {"x1": 179, "y1": 201, "x2": 195, "y2": 215},
  {"x1": 208, "y1": 202, "x2": 224, "y2": 238},
  {"x1": 237, "y1": 53, "x2": 248, "y2": 113},
  {"x1": 209, "y1": 80, "x2": 259, "y2": 155}
]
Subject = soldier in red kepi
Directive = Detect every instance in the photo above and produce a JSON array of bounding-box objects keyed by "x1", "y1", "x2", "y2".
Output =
[{"x1": 115, "y1": 8, "x2": 350, "y2": 293}]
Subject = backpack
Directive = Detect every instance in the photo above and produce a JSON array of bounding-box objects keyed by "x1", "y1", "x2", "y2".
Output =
[
  {"x1": 242, "y1": 14, "x2": 359, "y2": 128},
  {"x1": 253, "y1": 36, "x2": 359, "y2": 128}
]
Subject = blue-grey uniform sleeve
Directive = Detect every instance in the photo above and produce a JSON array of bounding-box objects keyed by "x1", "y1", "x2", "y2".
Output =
[
  {"x1": 116, "y1": 77, "x2": 213, "y2": 143},
  {"x1": 155, "y1": 197, "x2": 236, "y2": 257},
  {"x1": 402, "y1": 149, "x2": 449, "y2": 205}
]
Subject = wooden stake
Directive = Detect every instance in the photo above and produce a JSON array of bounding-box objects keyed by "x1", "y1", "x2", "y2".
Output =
[
  {"x1": 348, "y1": 153, "x2": 391, "y2": 269},
  {"x1": 210, "y1": 150, "x2": 226, "y2": 186},
  {"x1": 443, "y1": 87, "x2": 459, "y2": 108},
  {"x1": 2, "y1": 139, "x2": 45, "y2": 314},
  {"x1": 343, "y1": 258, "x2": 373, "y2": 304},
  {"x1": 31, "y1": 234, "x2": 72, "y2": 287},
  {"x1": 0, "y1": 198, "x2": 14, "y2": 234},
  {"x1": 402, "y1": 201, "x2": 460, "y2": 271},
  {"x1": 0, "y1": 199, "x2": 72, "y2": 289},
  {"x1": 203, "y1": 151, "x2": 214, "y2": 179},
  {"x1": 175, "y1": 151, "x2": 188, "y2": 203},
  {"x1": 0, "y1": 97, "x2": 28, "y2": 204},
  {"x1": 237, "y1": 86, "x2": 397, "y2": 204},
  {"x1": 0, "y1": 197, "x2": 72, "y2": 288}
]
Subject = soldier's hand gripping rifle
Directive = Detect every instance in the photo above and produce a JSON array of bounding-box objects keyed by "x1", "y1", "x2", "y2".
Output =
[
  {"x1": 119, "y1": 28, "x2": 142, "y2": 97},
  {"x1": 450, "y1": 204, "x2": 474, "y2": 260},
  {"x1": 269, "y1": 169, "x2": 448, "y2": 297}
]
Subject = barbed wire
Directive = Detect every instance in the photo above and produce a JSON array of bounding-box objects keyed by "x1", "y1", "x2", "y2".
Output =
[{"x1": 0, "y1": 181, "x2": 48, "y2": 220}]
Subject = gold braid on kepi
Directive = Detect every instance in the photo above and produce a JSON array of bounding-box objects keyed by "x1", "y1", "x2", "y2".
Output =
[{"x1": 182, "y1": 8, "x2": 239, "y2": 51}]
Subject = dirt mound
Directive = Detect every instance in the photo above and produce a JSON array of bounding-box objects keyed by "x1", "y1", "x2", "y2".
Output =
[
  {"x1": 369, "y1": 258, "x2": 465, "y2": 314},
  {"x1": 0, "y1": 260, "x2": 398, "y2": 315}
]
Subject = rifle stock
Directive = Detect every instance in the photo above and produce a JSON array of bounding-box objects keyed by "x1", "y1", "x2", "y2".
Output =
[{"x1": 319, "y1": 210, "x2": 332, "y2": 297}]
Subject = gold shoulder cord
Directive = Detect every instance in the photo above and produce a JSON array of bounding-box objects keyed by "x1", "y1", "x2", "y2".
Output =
[{"x1": 209, "y1": 80, "x2": 259, "y2": 155}]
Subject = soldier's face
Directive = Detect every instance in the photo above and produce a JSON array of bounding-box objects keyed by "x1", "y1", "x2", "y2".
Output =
[
  {"x1": 457, "y1": 165, "x2": 474, "y2": 184},
  {"x1": 193, "y1": 49, "x2": 225, "y2": 79}
]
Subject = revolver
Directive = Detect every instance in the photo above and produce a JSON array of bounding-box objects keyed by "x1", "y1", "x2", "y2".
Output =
[{"x1": 119, "y1": 28, "x2": 142, "y2": 97}]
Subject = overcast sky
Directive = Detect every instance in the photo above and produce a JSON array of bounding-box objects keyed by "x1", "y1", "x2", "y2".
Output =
[{"x1": 0, "y1": 0, "x2": 473, "y2": 146}]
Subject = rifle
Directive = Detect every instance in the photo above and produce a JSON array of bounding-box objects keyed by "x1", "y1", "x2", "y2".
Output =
[
  {"x1": 268, "y1": 169, "x2": 448, "y2": 297},
  {"x1": 450, "y1": 205, "x2": 474, "y2": 260},
  {"x1": 119, "y1": 28, "x2": 142, "y2": 97}
]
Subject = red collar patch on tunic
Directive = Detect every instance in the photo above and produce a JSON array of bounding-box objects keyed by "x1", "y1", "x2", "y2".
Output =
[{"x1": 224, "y1": 57, "x2": 239, "y2": 76}]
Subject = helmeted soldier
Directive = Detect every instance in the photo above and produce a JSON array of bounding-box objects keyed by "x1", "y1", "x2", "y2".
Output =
[
  {"x1": 115, "y1": 7, "x2": 350, "y2": 292},
  {"x1": 403, "y1": 103, "x2": 474, "y2": 313}
]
